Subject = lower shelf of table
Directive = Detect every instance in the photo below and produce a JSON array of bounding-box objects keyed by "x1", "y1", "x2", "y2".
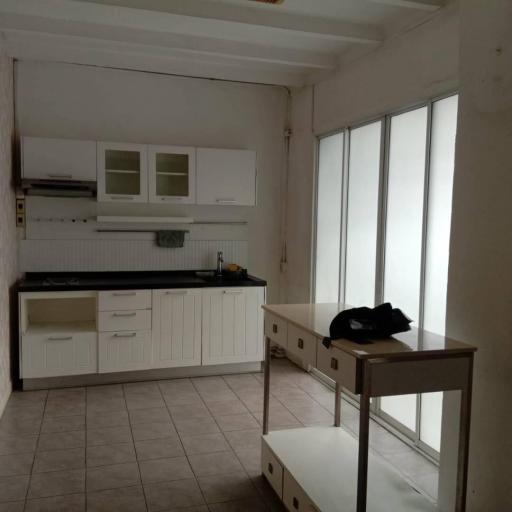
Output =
[{"x1": 262, "y1": 427, "x2": 437, "y2": 512}]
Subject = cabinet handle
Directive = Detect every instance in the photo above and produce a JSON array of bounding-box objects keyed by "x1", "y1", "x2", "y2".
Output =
[
  {"x1": 47, "y1": 336, "x2": 73, "y2": 341},
  {"x1": 267, "y1": 462, "x2": 273, "y2": 474},
  {"x1": 215, "y1": 198, "x2": 236, "y2": 204},
  {"x1": 113, "y1": 292, "x2": 137, "y2": 297},
  {"x1": 113, "y1": 332, "x2": 137, "y2": 338},
  {"x1": 297, "y1": 338, "x2": 304, "y2": 349},
  {"x1": 331, "y1": 357, "x2": 338, "y2": 370},
  {"x1": 47, "y1": 173, "x2": 72, "y2": 179},
  {"x1": 166, "y1": 290, "x2": 188, "y2": 295},
  {"x1": 293, "y1": 497, "x2": 299, "y2": 510},
  {"x1": 272, "y1": 324, "x2": 278, "y2": 334},
  {"x1": 223, "y1": 290, "x2": 243, "y2": 294},
  {"x1": 112, "y1": 312, "x2": 137, "y2": 317},
  {"x1": 110, "y1": 196, "x2": 134, "y2": 201}
]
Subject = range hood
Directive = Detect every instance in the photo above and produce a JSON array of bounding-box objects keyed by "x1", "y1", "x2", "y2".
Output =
[{"x1": 20, "y1": 178, "x2": 97, "y2": 198}]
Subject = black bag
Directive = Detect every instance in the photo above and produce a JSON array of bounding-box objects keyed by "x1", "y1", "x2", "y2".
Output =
[{"x1": 322, "y1": 303, "x2": 412, "y2": 347}]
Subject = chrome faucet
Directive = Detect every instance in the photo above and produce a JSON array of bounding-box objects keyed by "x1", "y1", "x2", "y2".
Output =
[{"x1": 216, "y1": 251, "x2": 224, "y2": 276}]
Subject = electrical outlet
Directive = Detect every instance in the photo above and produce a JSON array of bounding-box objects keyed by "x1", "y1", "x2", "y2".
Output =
[{"x1": 16, "y1": 198, "x2": 25, "y2": 227}]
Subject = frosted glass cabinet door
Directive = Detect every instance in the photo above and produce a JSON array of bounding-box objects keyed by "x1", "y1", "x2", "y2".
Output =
[
  {"x1": 148, "y1": 145, "x2": 196, "y2": 204},
  {"x1": 97, "y1": 142, "x2": 148, "y2": 202},
  {"x1": 151, "y1": 289, "x2": 202, "y2": 368}
]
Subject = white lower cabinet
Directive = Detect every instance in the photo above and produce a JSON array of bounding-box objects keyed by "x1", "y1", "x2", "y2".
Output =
[
  {"x1": 151, "y1": 289, "x2": 202, "y2": 368},
  {"x1": 99, "y1": 330, "x2": 151, "y2": 373},
  {"x1": 201, "y1": 287, "x2": 264, "y2": 365},
  {"x1": 283, "y1": 470, "x2": 317, "y2": 512},
  {"x1": 21, "y1": 332, "x2": 97, "y2": 378}
]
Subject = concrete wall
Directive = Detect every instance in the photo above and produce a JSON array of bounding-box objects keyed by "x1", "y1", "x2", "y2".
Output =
[
  {"x1": 285, "y1": 5, "x2": 459, "y2": 303},
  {"x1": 441, "y1": 1, "x2": 512, "y2": 510},
  {"x1": 15, "y1": 61, "x2": 288, "y2": 302},
  {"x1": 0, "y1": 50, "x2": 16, "y2": 415}
]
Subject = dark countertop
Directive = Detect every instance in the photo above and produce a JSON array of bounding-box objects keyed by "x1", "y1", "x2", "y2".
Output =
[{"x1": 17, "y1": 270, "x2": 267, "y2": 292}]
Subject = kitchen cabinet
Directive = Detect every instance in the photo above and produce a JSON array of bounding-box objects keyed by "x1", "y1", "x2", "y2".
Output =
[
  {"x1": 97, "y1": 142, "x2": 148, "y2": 202},
  {"x1": 152, "y1": 289, "x2": 202, "y2": 368},
  {"x1": 22, "y1": 136, "x2": 97, "y2": 182},
  {"x1": 99, "y1": 330, "x2": 152, "y2": 373},
  {"x1": 201, "y1": 287, "x2": 264, "y2": 365},
  {"x1": 196, "y1": 148, "x2": 256, "y2": 206},
  {"x1": 148, "y1": 145, "x2": 196, "y2": 204}
]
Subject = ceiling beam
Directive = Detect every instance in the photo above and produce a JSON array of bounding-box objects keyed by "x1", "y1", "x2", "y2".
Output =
[
  {"x1": 368, "y1": 0, "x2": 445, "y2": 11},
  {"x1": 0, "y1": 0, "x2": 383, "y2": 44}
]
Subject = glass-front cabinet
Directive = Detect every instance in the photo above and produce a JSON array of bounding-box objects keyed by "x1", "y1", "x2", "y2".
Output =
[
  {"x1": 148, "y1": 145, "x2": 196, "y2": 204},
  {"x1": 97, "y1": 142, "x2": 148, "y2": 202}
]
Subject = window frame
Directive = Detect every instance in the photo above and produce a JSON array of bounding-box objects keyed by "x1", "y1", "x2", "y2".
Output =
[{"x1": 311, "y1": 91, "x2": 459, "y2": 462}]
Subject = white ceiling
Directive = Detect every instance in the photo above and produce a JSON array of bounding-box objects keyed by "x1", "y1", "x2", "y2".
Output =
[{"x1": 0, "y1": 0, "x2": 449, "y2": 86}]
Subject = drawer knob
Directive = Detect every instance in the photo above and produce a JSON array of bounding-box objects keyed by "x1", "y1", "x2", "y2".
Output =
[
  {"x1": 272, "y1": 324, "x2": 278, "y2": 334},
  {"x1": 331, "y1": 357, "x2": 338, "y2": 370},
  {"x1": 293, "y1": 497, "x2": 300, "y2": 509},
  {"x1": 297, "y1": 338, "x2": 304, "y2": 349},
  {"x1": 267, "y1": 462, "x2": 273, "y2": 474}
]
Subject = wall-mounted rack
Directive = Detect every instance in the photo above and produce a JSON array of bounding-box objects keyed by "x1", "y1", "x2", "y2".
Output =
[{"x1": 96, "y1": 215, "x2": 194, "y2": 223}]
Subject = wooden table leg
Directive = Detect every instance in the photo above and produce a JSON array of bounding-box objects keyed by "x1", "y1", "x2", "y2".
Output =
[
  {"x1": 455, "y1": 353, "x2": 474, "y2": 512},
  {"x1": 263, "y1": 336, "x2": 271, "y2": 435},
  {"x1": 357, "y1": 361, "x2": 371, "y2": 512},
  {"x1": 334, "y1": 382, "x2": 342, "y2": 427}
]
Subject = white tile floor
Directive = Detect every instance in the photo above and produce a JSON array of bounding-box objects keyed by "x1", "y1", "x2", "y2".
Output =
[{"x1": 0, "y1": 358, "x2": 438, "y2": 511}]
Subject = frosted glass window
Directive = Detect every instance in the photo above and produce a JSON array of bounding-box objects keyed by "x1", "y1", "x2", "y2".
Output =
[
  {"x1": 423, "y1": 95, "x2": 458, "y2": 335},
  {"x1": 315, "y1": 133, "x2": 344, "y2": 303},
  {"x1": 344, "y1": 121, "x2": 382, "y2": 307},
  {"x1": 383, "y1": 107, "x2": 428, "y2": 323},
  {"x1": 381, "y1": 107, "x2": 428, "y2": 430},
  {"x1": 420, "y1": 392, "x2": 443, "y2": 452}
]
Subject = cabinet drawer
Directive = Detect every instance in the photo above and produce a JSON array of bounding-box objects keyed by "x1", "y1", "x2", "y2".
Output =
[
  {"x1": 98, "y1": 290, "x2": 151, "y2": 311},
  {"x1": 98, "y1": 310, "x2": 151, "y2": 332},
  {"x1": 21, "y1": 331, "x2": 97, "y2": 378},
  {"x1": 283, "y1": 470, "x2": 317, "y2": 512},
  {"x1": 264, "y1": 313, "x2": 287, "y2": 348},
  {"x1": 99, "y1": 330, "x2": 151, "y2": 373},
  {"x1": 316, "y1": 342, "x2": 360, "y2": 394},
  {"x1": 261, "y1": 440, "x2": 283, "y2": 498},
  {"x1": 287, "y1": 324, "x2": 317, "y2": 367}
]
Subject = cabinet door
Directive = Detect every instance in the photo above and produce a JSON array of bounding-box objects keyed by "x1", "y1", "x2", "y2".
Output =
[
  {"x1": 22, "y1": 136, "x2": 96, "y2": 181},
  {"x1": 148, "y1": 145, "x2": 196, "y2": 204},
  {"x1": 152, "y1": 289, "x2": 202, "y2": 368},
  {"x1": 99, "y1": 331, "x2": 151, "y2": 373},
  {"x1": 97, "y1": 142, "x2": 148, "y2": 202},
  {"x1": 202, "y1": 287, "x2": 264, "y2": 365},
  {"x1": 21, "y1": 332, "x2": 97, "y2": 378},
  {"x1": 196, "y1": 148, "x2": 256, "y2": 206}
]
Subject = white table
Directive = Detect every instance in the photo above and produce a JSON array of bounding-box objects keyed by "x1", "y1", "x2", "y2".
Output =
[{"x1": 261, "y1": 303, "x2": 476, "y2": 512}]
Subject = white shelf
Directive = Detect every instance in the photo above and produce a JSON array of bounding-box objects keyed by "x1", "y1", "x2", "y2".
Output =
[
  {"x1": 96, "y1": 215, "x2": 194, "y2": 224},
  {"x1": 106, "y1": 169, "x2": 140, "y2": 175},
  {"x1": 156, "y1": 171, "x2": 188, "y2": 176},
  {"x1": 264, "y1": 427, "x2": 437, "y2": 512}
]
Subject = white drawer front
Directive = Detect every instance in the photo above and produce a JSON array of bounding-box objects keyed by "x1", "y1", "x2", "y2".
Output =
[
  {"x1": 264, "y1": 313, "x2": 287, "y2": 348},
  {"x1": 262, "y1": 440, "x2": 283, "y2": 498},
  {"x1": 98, "y1": 310, "x2": 151, "y2": 332},
  {"x1": 99, "y1": 330, "x2": 152, "y2": 373},
  {"x1": 287, "y1": 324, "x2": 318, "y2": 367},
  {"x1": 316, "y1": 342, "x2": 359, "y2": 394},
  {"x1": 21, "y1": 331, "x2": 97, "y2": 378},
  {"x1": 98, "y1": 290, "x2": 151, "y2": 311},
  {"x1": 283, "y1": 470, "x2": 317, "y2": 512}
]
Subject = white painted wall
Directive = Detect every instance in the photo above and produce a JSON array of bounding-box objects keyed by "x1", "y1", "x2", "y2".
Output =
[
  {"x1": 0, "y1": 49, "x2": 16, "y2": 416},
  {"x1": 440, "y1": 1, "x2": 512, "y2": 510},
  {"x1": 16, "y1": 60, "x2": 287, "y2": 302},
  {"x1": 285, "y1": 5, "x2": 459, "y2": 304}
]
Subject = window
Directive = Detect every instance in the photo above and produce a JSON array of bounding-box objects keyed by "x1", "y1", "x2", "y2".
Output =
[{"x1": 314, "y1": 94, "x2": 459, "y2": 457}]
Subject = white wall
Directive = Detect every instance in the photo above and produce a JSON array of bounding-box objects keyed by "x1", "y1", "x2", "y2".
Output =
[
  {"x1": 0, "y1": 49, "x2": 16, "y2": 415},
  {"x1": 16, "y1": 61, "x2": 287, "y2": 302},
  {"x1": 285, "y1": 5, "x2": 459, "y2": 303},
  {"x1": 441, "y1": 1, "x2": 512, "y2": 510}
]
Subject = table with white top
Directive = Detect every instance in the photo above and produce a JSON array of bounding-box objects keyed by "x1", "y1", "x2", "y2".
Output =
[{"x1": 261, "y1": 303, "x2": 476, "y2": 512}]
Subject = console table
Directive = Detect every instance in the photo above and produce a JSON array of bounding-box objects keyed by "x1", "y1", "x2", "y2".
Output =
[{"x1": 261, "y1": 303, "x2": 476, "y2": 512}]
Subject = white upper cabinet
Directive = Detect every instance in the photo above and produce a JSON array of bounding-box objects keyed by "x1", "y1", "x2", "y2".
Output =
[
  {"x1": 97, "y1": 142, "x2": 148, "y2": 202},
  {"x1": 196, "y1": 148, "x2": 257, "y2": 206},
  {"x1": 22, "y1": 136, "x2": 97, "y2": 182},
  {"x1": 148, "y1": 145, "x2": 196, "y2": 204}
]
